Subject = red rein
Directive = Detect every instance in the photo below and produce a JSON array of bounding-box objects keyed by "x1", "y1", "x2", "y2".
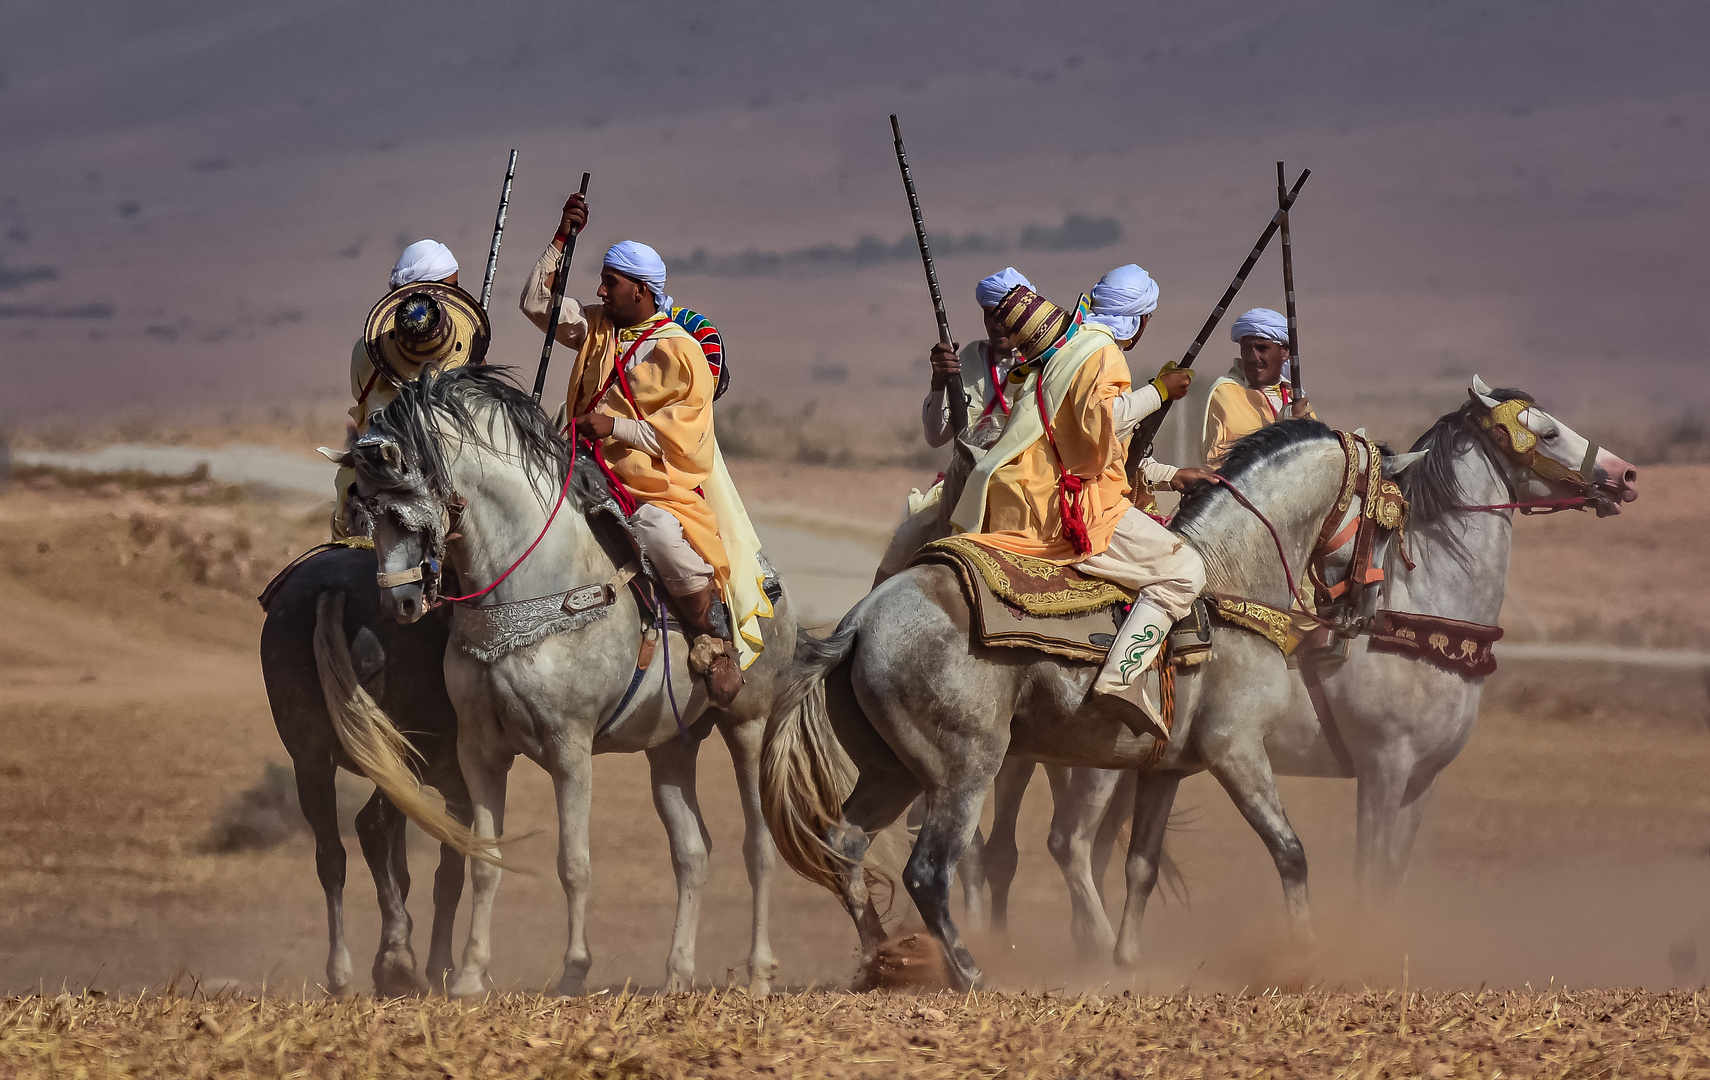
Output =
[{"x1": 439, "y1": 436, "x2": 581, "y2": 604}]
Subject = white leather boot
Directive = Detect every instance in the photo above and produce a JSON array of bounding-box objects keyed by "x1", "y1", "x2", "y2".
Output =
[{"x1": 1092, "y1": 599, "x2": 1172, "y2": 741}]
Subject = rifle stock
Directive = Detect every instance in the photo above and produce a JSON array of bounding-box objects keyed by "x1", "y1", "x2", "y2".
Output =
[
  {"x1": 1278, "y1": 161, "x2": 1302, "y2": 399},
  {"x1": 1128, "y1": 168, "x2": 1311, "y2": 464},
  {"x1": 891, "y1": 114, "x2": 969, "y2": 435},
  {"x1": 479, "y1": 150, "x2": 518, "y2": 311},
  {"x1": 531, "y1": 171, "x2": 592, "y2": 404}
]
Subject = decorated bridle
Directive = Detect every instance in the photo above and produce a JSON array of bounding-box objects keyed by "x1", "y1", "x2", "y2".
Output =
[{"x1": 1464, "y1": 392, "x2": 1603, "y2": 514}]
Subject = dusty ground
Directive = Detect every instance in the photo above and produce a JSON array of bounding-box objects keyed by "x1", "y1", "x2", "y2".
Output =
[{"x1": 0, "y1": 459, "x2": 1707, "y2": 1019}]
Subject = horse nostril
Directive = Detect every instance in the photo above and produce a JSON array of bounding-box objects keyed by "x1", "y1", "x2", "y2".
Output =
[{"x1": 1623, "y1": 468, "x2": 1637, "y2": 485}]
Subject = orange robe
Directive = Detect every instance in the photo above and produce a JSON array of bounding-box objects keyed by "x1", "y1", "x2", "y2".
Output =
[
  {"x1": 1203, "y1": 366, "x2": 1317, "y2": 466},
  {"x1": 520, "y1": 269, "x2": 727, "y2": 586},
  {"x1": 968, "y1": 341, "x2": 1135, "y2": 563}
]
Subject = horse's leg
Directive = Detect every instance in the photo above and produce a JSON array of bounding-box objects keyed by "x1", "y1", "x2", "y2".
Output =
[
  {"x1": 981, "y1": 757, "x2": 1035, "y2": 938},
  {"x1": 544, "y1": 739, "x2": 597, "y2": 997},
  {"x1": 904, "y1": 783, "x2": 989, "y2": 990},
  {"x1": 718, "y1": 720, "x2": 778, "y2": 995},
  {"x1": 295, "y1": 761, "x2": 352, "y2": 995},
  {"x1": 1203, "y1": 747, "x2": 1314, "y2": 945},
  {"x1": 1045, "y1": 767, "x2": 1124, "y2": 962},
  {"x1": 645, "y1": 736, "x2": 710, "y2": 992},
  {"x1": 833, "y1": 771, "x2": 921, "y2": 983},
  {"x1": 355, "y1": 789, "x2": 422, "y2": 996},
  {"x1": 1090, "y1": 769, "x2": 1138, "y2": 905},
  {"x1": 1359, "y1": 763, "x2": 1438, "y2": 907},
  {"x1": 1113, "y1": 771, "x2": 1183, "y2": 971},
  {"x1": 425, "y1": 770, "x2": 472, "y2": 994},
  {"x1": 957, "y1": 818, "x2": 988, "y2": 932},
  {"x1": 449, "y1": 733, "x2": 511, "y2": 998}
]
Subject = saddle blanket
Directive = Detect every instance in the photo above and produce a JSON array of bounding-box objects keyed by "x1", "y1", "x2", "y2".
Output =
[
  {"x1": 910, "y1": 536, "x2": 1132, "y2": 663},
  {"x1": 1367, "y1": 610, "x2": 1502, "y2": 678}
]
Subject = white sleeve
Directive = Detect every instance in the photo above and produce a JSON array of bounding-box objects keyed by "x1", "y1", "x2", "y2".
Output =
[
  {"x1": 609, "y1": 416, "x2": 664, "y2": 457},
  {"x1": 1138, "y1": 457, "x2": 1179, "y2": 489},
  {"x1": 1111, "y1": 383, "x2": 1164, "y2": 440},
  {"x1": 519, "y1": 243, "x2": 589, "y2": 349},
  {"x1": 921, "y1": 390, "x2": 952, "y2": 448}
]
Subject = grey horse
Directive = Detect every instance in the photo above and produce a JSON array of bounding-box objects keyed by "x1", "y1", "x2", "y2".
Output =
[
  {"x1": 260, "y1": 547, "x2": 472, "y2": 995},
  {"x1": 762, "y1": 411, "x2": 1440, "y2": 988},
  {"x1": 980, "y1": 378, "x2": 1641, "y2": 961},
  {"x1": 327, "y1": 366, "x2": 793, "y2": 995}
]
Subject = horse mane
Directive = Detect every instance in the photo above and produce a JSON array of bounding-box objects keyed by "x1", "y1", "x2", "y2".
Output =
[
  {"x1": 1402, "y1": 387, "x2": 1534, "y2": 527},
  {"x1": 1169, "y1": 418, "x2": 1335, "y2": 535},
  {"x1": 364, "y1": 365, "x2": 585, "y2": 504}
]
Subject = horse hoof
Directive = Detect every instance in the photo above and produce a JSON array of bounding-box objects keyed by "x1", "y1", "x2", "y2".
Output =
[
  {"x1": 448, "y1": 972, "x2": 487, "y2": 999},
  {"x1": 372, "y1": 953, "x2": 424, "y2": 998},
  {"x1": 554, "y1": 975, "x2": 586, "y2": 997},
  {"x1": 747, "y1": 964, "x2": 777, "y2": 997}
]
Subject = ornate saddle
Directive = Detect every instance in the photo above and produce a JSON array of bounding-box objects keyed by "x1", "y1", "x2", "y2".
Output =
[{"x1": 910, "y1": 535, "x2": 1213, "y2": 667}]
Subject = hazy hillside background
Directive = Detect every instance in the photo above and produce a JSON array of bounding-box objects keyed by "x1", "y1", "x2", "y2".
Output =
[{"x1": 2, "y1": 1, "x2": 1706, "y2": 452}]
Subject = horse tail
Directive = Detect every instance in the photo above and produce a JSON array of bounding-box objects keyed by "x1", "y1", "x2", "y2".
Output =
[
  {"x1": 312, "y1": 593, "x2": 497, "y2": 866},
  {"x1": 761, "y1": 623, "x2": 860, "y2": 894}
]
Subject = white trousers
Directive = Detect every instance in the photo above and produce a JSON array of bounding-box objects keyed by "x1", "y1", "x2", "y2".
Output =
[
  {"x1": 631, "y1": 503, "x2": 715, "y2": 595},
  {"x1": 1076, "y1": 507, "x2": 1206, "y2": 622}
]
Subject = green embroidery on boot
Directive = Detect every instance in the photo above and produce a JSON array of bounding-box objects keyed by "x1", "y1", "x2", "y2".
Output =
[{"x1": 1116, "y1": 624, "x2": 1162, "y2": 683}]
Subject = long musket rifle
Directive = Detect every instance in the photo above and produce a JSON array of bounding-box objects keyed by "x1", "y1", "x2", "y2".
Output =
[
  {"x1": 1129, "y1": 168, "x2": 1311, "y2": 462},
  {"x1": 479, "y1": 149, "x2": 519, "y2": 311},
  {"x1": 531, "y1": 172, "x2": 592, "y2": 403},
  {"x1": 1277, "y1": 161, "x2": 1302, "y2": 400},
  {"x1": 890, "y1": 114, "x2": 970, "y2": 436}
]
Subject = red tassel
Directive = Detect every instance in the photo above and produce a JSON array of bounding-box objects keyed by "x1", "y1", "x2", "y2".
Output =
[{"x1": 1058, "y1": 472, "x2": 1092, "y2": 555}]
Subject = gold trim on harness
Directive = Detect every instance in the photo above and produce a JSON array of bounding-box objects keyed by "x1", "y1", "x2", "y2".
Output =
[{"x1": 1210, "y1": 592, "x2": 1302, "y2": 656}]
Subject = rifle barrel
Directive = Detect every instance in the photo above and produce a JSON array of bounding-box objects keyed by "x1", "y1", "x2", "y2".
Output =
[
  {"x1": 1277, "y1": 161, "x2": 1301, "y2": 399},
  {"x1": 480, "y1": 150, "x2": 519, "y2": 311},
  {"x1": 531, "y1": 171, "x2": 592, "y2": 404},
  {"x1": 891, "y1": 114, "x2": 969, "y2": 435},
  {"x1": 1130, "y1": 168, "x2": 1311, "y2": 459}
]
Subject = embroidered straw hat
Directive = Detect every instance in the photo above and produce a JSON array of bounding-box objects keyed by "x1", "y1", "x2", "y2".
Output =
[
  {"x1": 991, "y1": 285, "x2": 1073, "y2": 361},
  {"x1": 363, "y1": 281, "x2": 490, "y2": 385}
]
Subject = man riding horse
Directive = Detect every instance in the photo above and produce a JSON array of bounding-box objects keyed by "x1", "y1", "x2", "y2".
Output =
[
  {"x1": 921, "y1": 266, "x2": 1035, "y2": 444},
  {"x1": 948, "y1": 274, "x2": 1205, "y2": 740},
  {"x1": 1199, "y1": 307, "x2": 1317, "y2": 466},
  {"x1": 332, "y1": 240, "x2": 488, "y2": 538},
  {"x1": 519, "y1": 192, "x2": 766, "y2": 708}
]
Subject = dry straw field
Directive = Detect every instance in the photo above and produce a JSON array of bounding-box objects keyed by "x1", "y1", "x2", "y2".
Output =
[{"x1": 8, "y1": 987, "x2": 1710, "y2": 1078}]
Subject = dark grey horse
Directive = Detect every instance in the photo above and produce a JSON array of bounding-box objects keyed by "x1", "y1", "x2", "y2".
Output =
[{"x1": 259, "y1": 546, "x2": 472, "y2": 995}]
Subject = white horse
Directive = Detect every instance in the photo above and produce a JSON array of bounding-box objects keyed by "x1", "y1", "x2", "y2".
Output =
[
  {"x1": 981, "y1": 378, "x2": 1641, "y2": 961},
  {"x1": 325, "y1": 366, "x2": 797, "y2": 995}
]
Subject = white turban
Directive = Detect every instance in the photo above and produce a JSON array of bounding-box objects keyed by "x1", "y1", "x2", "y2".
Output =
[
  {"x1": 1230, "y1": 307, "x2": 1289, "y2": 345},
  {"x1": 974, "y1": 266, "x2": 1031, "y2": 310},
  {"x1": 390, "y1": 240, "x2": 459, "y2": 288},
  {"x1": 603, "y1": 241, "x2": 673, "y2": 311},
  {"x1": 1086, "y1": 264, "x2": 1160, "y2": 340}
]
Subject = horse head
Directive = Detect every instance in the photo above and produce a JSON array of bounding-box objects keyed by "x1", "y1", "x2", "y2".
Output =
[
  {"x1": 323, "y1": 429, "x2": 453, "y2": 625},
  {"x1": 1468, "y1": 375, "x2": 1639, "y2": 517}
]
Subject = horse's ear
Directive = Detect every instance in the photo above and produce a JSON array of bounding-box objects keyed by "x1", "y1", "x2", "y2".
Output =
[
  {"x1": 380, "y1": 441, "x2": 403, "y2": 468},
  {"x1": 316, "y1": 446, "x2": 354, "y2": 468},
  {"x1": 1469, "y1": 375, "x2": 1500, "y2": 409},
  {"x1": 1381, "y1": 449, "x2": 1428, "y2": 478}
]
